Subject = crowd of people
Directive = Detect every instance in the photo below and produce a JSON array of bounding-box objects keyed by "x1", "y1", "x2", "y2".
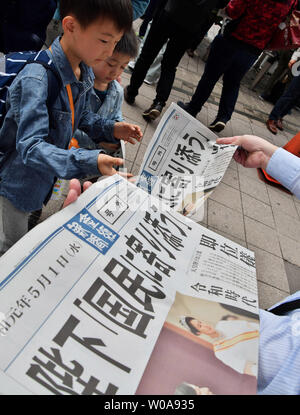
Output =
[{"x1": 0, "y1": 0, "x2": 300, "y2": 396}]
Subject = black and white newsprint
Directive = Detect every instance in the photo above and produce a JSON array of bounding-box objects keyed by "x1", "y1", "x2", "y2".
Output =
[
  {"x1": 0, "y1": 174, "x2": 259, "y2": 395},
  {"x1": 136, "y1": 103, "x2": 237, "y2": 222}
]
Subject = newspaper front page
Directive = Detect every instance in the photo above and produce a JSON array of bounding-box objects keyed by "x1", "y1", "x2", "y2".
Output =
[
  {"x1": 0, "y1": 174, "x2": 259, "y2": 395},
  {"x1": 136, "y1": 103, "x2": 237, "y2": 222}
]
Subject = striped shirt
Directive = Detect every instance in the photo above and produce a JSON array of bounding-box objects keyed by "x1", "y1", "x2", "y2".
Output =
[
  {"x1": 258, "y1": 293, "x2": 300, "y2": 395},
  {"x1": 258, "y1": 149, "x2": 300, "y2": 394},
  {"x1": 266, "y1": 147, "x2": 300, "y2": 200}
]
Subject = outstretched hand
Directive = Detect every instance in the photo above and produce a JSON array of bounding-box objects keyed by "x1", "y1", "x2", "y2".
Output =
[
  {"x1": 216, "y1": 135, "x2": 278, "y2": 170},
  {"x1": 97, "y1": 153, "x2": 131, "y2": 177},
  {"x1": 63, "y1": 179, "x2": 92, "y2": 208},
  {"x1": 113, "y1": 121, "x2": 143, "y2": 144},
  {"x1": 63, "y1": 172, "x2": 133, "y2": 209}
]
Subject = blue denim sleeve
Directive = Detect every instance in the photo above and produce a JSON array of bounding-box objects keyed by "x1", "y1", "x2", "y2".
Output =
[
  {"x1": 131, "y1": 0, "x2": 150, "y2": 20},
  {"x1": 78, "y1": 109, "x2": 119, "y2": 144},
  {"x1": 266, "y1": 148, "x2": 300, "y2": 200},
  {"x1": 113, "y1": 88, "x2": 124, "y2": 123},
  {"x1": 10, "y1": 74, "x2": 101, "y2": 179}
]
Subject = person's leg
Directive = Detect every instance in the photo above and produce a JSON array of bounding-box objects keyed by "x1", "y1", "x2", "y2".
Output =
[
  {"x1": 154, "y1": 30, "x2": 192, "y2": 104},
  {"x1": 144, "y1": 41, "x2": 167, "y2": 84},
  {"x1": 269, "y1": 74, "x2": 300, "y2": 121},
  {"x1": 0, "y1": 196, "x2": 29, "y2": 257},
  {"x1": 142, "y1": 18, "x2": 194, "y2": 121},
  {"x1": 216, "y1": 48, "x2": 258, "y2": 123},
  {"x1": 187, "y1": 18, "x2": 215, "y2": 55},
  {"x1": 185, "y1": 35, "x2": 235, "y2": 115},
  {"x1": 261, "y1": 50, "x2": 293, "y2": 98},
  {"x1": 125, "y1": 11, "x2": 170, "y2": 101},
  {"x1": 138, "y1": 0, "x2": 159, "y2": 38}
]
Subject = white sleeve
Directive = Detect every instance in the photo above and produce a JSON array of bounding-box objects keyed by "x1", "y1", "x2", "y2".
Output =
[{"x1": 266, "y1": 148, "x2": 300, "y2": 200}]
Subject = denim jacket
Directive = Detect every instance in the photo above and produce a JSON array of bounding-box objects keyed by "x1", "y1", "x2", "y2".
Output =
[
  {"x1": 74, "y1": 80, "x2": 124, "y2": 149},
  {"x1": 0, "y1": 37, "x2": 117, "y2": 212},
  {"x1": 131, "y1": 0, "x2": 150, "y2": 20},
  {"x1": 90, "y1": 80, "x2": 124, "y2": 122}
]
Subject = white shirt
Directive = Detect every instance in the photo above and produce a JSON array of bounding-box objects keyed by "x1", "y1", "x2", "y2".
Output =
[{"x1": 266, "y1": 147, "x2": 300, "y2": 200}]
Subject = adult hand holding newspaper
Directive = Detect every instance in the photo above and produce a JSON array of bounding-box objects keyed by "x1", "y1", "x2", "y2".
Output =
[{"x1": 216, "y1": 135, "x2": 278, "y2": 170}]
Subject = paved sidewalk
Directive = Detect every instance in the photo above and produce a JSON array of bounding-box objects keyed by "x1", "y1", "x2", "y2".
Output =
[{"x1": 41, "y1": 23, "x2": 300, "y2": 310}]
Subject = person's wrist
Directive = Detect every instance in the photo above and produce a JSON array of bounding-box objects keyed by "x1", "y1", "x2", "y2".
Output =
[{"x1": 261, "y1": 143, "x2": 278, "y2": 170}]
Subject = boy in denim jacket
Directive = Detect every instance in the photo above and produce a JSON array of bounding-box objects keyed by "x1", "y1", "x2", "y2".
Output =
[
  {"x1": 74, "y1": 28, "x2": 139, "y2": 155},
  {"x1": 0, "y1": 0, "x2": 142, "y2": 256}
]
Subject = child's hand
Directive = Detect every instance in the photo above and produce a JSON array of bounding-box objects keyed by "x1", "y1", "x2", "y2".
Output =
[
  {"x1": 97, "y1": 153, "x2": 124, "y2": 176},
  {"x1": 113, "y1": 121, "x2": 142, "y2": 144},
  {"x1": 63, "y1": 179, "x2": 92, "y2": 208},
  {"x1": 97, "y1": 154, "x2": 133, "y2": 179}
]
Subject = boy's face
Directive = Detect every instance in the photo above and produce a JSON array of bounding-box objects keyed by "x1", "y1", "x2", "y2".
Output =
[
  {"x1": 92, "y1": 52, "x2": 131, "y2": 84},
  {"x1": 67, "y1": 16, "x2": 124, "y2": 66}
]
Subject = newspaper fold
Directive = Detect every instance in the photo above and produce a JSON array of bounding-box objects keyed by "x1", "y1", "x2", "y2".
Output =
[{"x1": 136, "y1": 103, "x2": 237, "y2": 222}]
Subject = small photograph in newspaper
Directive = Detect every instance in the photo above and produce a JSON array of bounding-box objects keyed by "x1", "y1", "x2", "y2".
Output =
[
  {"x1": 137, "y1": 293, "x2": 259, "y2": 395},
  {"x1": 136, "y1": 102, "x2": 237, "y2": 222}
]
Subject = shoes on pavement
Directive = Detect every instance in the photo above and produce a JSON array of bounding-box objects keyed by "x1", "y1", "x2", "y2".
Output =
[
  {"x1": 177, "y1": 101, "x2": 197, "y2": 117},
  {"x1": 266, "y1": 119, "x2": 278, "y2": 135},
  {"x1": 276, "y1": 118, "x2": 284, "y2": 131},
  {"x1": 209, "y1": 119, "x2": 226, "y2": 133},
  {"x1": 124, "y1": 85, "x2": 135, "y2": 105},
  {"x1": 142, "y1": 102, "x2": 164, "y2": 121}
]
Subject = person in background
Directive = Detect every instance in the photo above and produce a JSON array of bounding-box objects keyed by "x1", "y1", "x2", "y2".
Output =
[
  {"x1": 128, "y1": 0, "x2": 166, "y2": 86},
  {"x1": 266, "y1": 47, "x2": 300, "y2": 134},
  {"x1": 51, "y1": 0, "x2": 150, "y2": 24},
  {"x1": 177, "y1": 0, "x2": 297, "y2": 133},
  {"x1": 131, "y1": 0, "x2": 150, "y2": 20},
  {"x1": 186, "y1": 2, "x2": 229, "y2": 58},
  {"x1": 137, "y1": 0, "x2": 160, "y2": 39},
  {"x1": 124, "y1": 0, "x2": 227, "y2": 122},
  {"x1": 259, "y1": 49, "x2": 294, "y2": 104},
  {"x1": 0, "y1": 0, "x2": 57, "y2": 53}
]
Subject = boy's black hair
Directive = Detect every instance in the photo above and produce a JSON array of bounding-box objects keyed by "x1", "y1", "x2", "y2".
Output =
[
  {"x1": 114, "y1": 28, "x2": 139, "y2": 59},
  {"x1": 60, "y1": 0, "x2": 133, "y2": 32}
]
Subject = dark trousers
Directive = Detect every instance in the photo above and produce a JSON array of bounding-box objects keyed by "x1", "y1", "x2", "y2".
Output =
[
  {"x1": 262, "y1": 49, "x2": 293, "y2": 97},
  {"x1": 127, "y1": 10, "x2": 193, "y2": 105},
  {"x1": 188, "y1": 17, "x2": 216, "y2": 51},
  {"x1": 138, "y1": 0, "x2": 160, "y2": 37},
  {"x1": 189, "y1": 34, "x2": 259, "y2": 122},
  {"x1": 269, "y1": 73, "x2": 300, "y2": 121}
]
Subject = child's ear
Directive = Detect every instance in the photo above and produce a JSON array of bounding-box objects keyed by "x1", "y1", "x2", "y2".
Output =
[{"x1": 62, "y1": 15, "x2": 77, "y2": 35}]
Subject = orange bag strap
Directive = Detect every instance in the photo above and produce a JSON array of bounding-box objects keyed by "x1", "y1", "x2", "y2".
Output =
[
  {"x1": 65, "y1": 84, "x2": 75, "y2": 133},
  {"x1": 49, "y1": 46, "x2": 75, "y2": 134}
]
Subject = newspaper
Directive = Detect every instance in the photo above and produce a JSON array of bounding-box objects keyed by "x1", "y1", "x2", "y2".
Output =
[
  {"x1": 0, "y1": 175, "x2": 259, "y2": 395},
  {"x1": 136, "y1": 103, "x2": 237, "y2": 222}
]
